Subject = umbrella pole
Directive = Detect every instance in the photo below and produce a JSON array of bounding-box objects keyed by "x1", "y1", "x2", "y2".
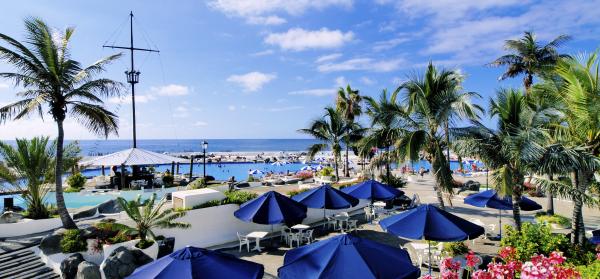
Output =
[
  {"x1": 428, "y1": 241, "x2": 432, "y2": 275},
  {"x1": 499, "y1": 209, "x2": 502, "y2": 239}
]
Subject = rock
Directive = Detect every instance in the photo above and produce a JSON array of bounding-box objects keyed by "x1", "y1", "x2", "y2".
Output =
[
  {"x1": 76, "y1": 261, "x2": 101, "y2": 279},
  {"x1": 40, "y1": 229, "x2": 66, "y2": 255},
  {"x1": 273, "y1": 179, "x2": 285, "y2": 185},
  {"x1": 0, "y1": 211, "x2": 23, "y2": 224},
  {"x1": 463, "y1": 180, "x2": 481, "y2": 191},
  {"x1": 73, "y1": 207, "x2": 98, "y2": 220},
  {"x1": 81, "y1": 226, "x2": 99, "y2": 239},
  {"x1": 234, "y1": 182, "x2": 250, "y2": 188},
  {"x1": 97, "y1": 199, "x2": 122, "y2": 214},
  {"x1": 101, "y1": 246, "x2": 153, "y2": 279},
  {"x1": 60, "y1": 253, "x2": 85, "y2": 279}
]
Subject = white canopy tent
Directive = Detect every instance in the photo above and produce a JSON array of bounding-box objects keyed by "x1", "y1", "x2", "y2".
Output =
[{"x1": 79, "y1": 148, "x2": 187, "y2": 167}]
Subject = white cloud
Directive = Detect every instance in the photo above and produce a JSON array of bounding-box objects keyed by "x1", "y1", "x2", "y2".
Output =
[
  {"x1": 108, "y1": 94, "x2": 156, "y2": 104},
  {"x1": 208, "y1": 0, "x2": 353, "y2": 24},
  {"x1": 247, "y1": 15, "x2": 286, "y2": 25},
  {"x1": 288, "y1": 89, "x2": 336, "y2": 96},
  {"x1": 373, "y1": 37, "x2": 409, "y2": 51},
  {"x1": 194, "y1": 121, "x2": 208, "y2": 127},
  {"x1": 360, "y1": 77, "x2": 376, "y2": 85},
  {"x1": 266, "y1": 106, "x2": 303, "y2": 112},
  {"x1": 317, "y1": 58, "x2": 404, "y2": 72},
  {"x1": 265, "y1": 28, "x2": 354, "y2": 51},
  {"x1": 378, "y1": 0, "x2": 600, "y2": 66},
  {"x1": 226, "y1": 71, "x2": 276, "y2": 92},
  {"x1": 228, "y1": 105, "x2": 236, "y2": 111},
  {"x1": 315, "y1": 53, "x2": 342, "y2": 63},
  {"x1": 151, "y1": 84, "x2": 190, "y2": 96},
  {"x1": 334, "y1": 76, "x2": 348, "y2": 87},
  {"x1": 251, "y1": 49, "x2": 275, "y2": 57}
]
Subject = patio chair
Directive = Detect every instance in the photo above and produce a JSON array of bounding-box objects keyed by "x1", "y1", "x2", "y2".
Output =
[
  {"x1": 280, "y1": 226, "x2": 291, "y2": 243},
  {"x1": 363, "y1": 207, "x2": 374, "y2": 222},
  {"x1": 289, "y1": 232, "x2": 302, "y2": 248},
  {"x1": 347, "y1": 220, "x2": 358, "y2": 232},
  {"x1": 469, "y1": 218, "x2": 495, "y2": 240},
  {"x1": 325, "y1": 216, "x2": 338, "y2": 230},
  {"x1": 301, "y1": 229, "x2": 314, "y2": 244},
  {"x1": 237, "y1": 232, "x2": 250, "y2": 253}
]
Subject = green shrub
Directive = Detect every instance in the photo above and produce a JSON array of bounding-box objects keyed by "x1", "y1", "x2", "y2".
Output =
[
  {"x1": 287, "y1": 188, "x2": 310, "y2": 197},
  {"x1": 223, "y1": 191, "x2": 258, "y2": 205},
  {"x1": 192, "y1": 199, "x2": 222, "y2": 209},
  {"x1": 64, "y1": 187, "x2": 81, "y2": 193},
  {"x1": 187, "y1": 178, "x2": 206, "y2": 190},
  {"x1": 162, "y1": 174, "x2": 174, "y2": 187},
  {"x1": 247, "y1": 175, "x2": 255, "y2": 182},
  {"x1": 577, "y1": 261, "x2": 600, "y2": 278},
  {"x1": 378, "y1": 174, "x2": 407, "y2": 188},
  {"x1": 60, "y1": 229, "x2": 87, "y2": 253},
  {"x1": 319, "y1": 167, "x2": 334, "y2": 177},
  {"x1": 93, "y1": 219, "x2": 134, "y2": 245},
  {"x1": 67, "y1": 173, "x2": 86, "y2": 189},
  {"x1": 534, "y1": 213, "x2": 571, "y2": 227},
  {"x1": 136, "y1": 239, "x2": 155, "y2": 249},
  {"x1": 500, "y1": 223, "x2": 568, "y2": 262},
  {"x1": 443, "y1": 241, "x2": 469, "y2": 257}
]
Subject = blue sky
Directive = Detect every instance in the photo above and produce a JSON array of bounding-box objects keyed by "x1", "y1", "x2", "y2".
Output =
[{"x1": 1, "y1": 0, "x2": 600, "y2": 140}]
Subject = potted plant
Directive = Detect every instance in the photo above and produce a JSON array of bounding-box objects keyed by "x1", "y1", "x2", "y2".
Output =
[
  {"x1": 116, "y1": 193, "x2": 190, "y2": 259},
  {"x1": 534, "y1": 213, "x2": 571, "y2": 229}
]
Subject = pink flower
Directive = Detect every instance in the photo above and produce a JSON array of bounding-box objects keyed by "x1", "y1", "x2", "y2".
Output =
[
  {"x1": 472, "y1": 270, "x2": 493, "y2": 279},
  {"x1": 421, "y1": 275, "x2": 433, "y2": 279},
  {"x1": 466, "y1": 250, "x2": 481, "y2": 268}
]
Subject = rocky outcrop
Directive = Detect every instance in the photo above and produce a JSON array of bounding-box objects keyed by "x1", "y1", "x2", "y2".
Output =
[
  {"x1": 73, "y1": 199, "x2": 122, "y2": 220},
  {"x1": 0, "y1": 211, "x2": 23, "y2": 224},
  {"x1": 76, "y1": 261, "x2": 101, "y2": 279},
  {"x1": 100, "y1": 246, "x2": 152, "y2": 279},
  {"x1": 39, "y1": 229, "x2": 67, "y2": 255},
  {"x1": 60, "y1": 253, "x2": 84, "y2": 279}
]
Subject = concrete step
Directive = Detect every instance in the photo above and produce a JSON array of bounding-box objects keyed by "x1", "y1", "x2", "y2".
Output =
[{"x1": 0, "y1": 248, "x2": 59, "y2": 279}]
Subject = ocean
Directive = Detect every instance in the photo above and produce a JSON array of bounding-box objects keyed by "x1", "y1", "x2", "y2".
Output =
[{"x1": 66, "y1": 139, "x2": 322, "y2": 156}]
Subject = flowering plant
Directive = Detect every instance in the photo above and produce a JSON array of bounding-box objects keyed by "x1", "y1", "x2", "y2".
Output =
[{"x1": 294, "y1": 170, "x2": 314, "y2": 180}]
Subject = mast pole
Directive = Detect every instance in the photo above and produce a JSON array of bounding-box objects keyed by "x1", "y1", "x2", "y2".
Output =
[{"x1": 129, "y1": 11, "x2": 137, "y2": 148}]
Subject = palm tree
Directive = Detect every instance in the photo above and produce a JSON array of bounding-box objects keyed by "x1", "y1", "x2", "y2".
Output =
[
  {"x1": 0, "y1": 18, "x2": 123, "y2": 229},
  {"x1": 552, "y1": 52, "x2": 600, "y2": 244},
  {"x1": 360, "y1": 89, "x2": 406, "y2": 182},
  {"x1": 117, "y1": 194, "x2": 190, "y2": 244},
  {"x1": 395, "y1": 63, "x2": 481, "y2": 209},
  {"x1": 299, "y1": 107, "x2": 349, "y2": 181},
  {"x1": 490, "y1": 31, "x2": 571, "y2": 92},
  {"x1": 453, "y1": 88, "x2": 551, "y2": 230},
  {"x1": 336, "y1": 85, "x2": 363, "y2": 177},
  {"x1": 0, "y1": 137, "x2": 80, "y2": 219}
]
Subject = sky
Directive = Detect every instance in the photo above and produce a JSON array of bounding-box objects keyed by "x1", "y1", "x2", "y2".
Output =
[{"x1": 1, "y1": 0, "x2": 600, "y2": 140}]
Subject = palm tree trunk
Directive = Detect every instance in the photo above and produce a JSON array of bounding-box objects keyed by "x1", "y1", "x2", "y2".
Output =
[
  {"x1": 345, "y1": 144, "x2": 350, "y2": 177},
  {"x1": 546, "y1": 174, "x2": 554, "y2": 215},
  {"x1": 445, "y1": 121, "x2": 450, "y2": 162},
  {"x1": 55, "y1": 120, "x2": 77, "y2": 229},
  {"x1": 333, "y1": 154, "x2": 339, "y2": 182},
  {"x1": 511, "y1": 190, "x2": 522, "y2": 231},
  {"x1": 524, "y1": 73, "x2": 533, "y2": 93},
  {"x1": 570, "y1": 170, "x2": 588, "y2": 244},
  {"x1": 385, "y1": 147, "x2": 391, "y2": 182}
]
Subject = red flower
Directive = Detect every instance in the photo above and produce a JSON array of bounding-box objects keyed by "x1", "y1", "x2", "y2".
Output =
[{"x1": 466, "y1": 250, "x2": 481, "y2": 268}]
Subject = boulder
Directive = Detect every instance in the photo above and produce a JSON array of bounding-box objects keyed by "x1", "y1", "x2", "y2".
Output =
[
  {"x1": 0, "y1": 211, "x2": 23, "y2": 224},
  {"x1": 40, "y1": 229, "x2": 66, "y2": 255},
  {"x1": 60, "y1": 253, "x2": 85, "y2": 279},
  {"x1": 76, "y1": 261, "x2": 101, "y2": 279},
  {"x1": 97, "y1": 199, "x2": 122, "y2": 214},
  {"x1": 101, "y1": 246, "x2": 153, "y2": 279},
  {"x1": 73, "y1": 207, "x2": 98, "y2": 220},
  {"x1": 463, "y1": 180, "x2": 481, "y2": 191}
]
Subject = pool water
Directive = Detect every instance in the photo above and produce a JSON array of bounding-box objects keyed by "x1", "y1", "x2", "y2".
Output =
[{"x1": 1, "y1": 160, "x2": 485, "y2": 210}]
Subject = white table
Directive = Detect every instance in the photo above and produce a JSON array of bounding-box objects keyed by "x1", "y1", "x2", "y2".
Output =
[
  {"x1": 246, "y1": 231, "x2": 269, "y2": 252},
  {"x1": 291, "y1": 224, "x2": 310, "y2": 232},
  {"x1": 373, "y1": 201, "x2": 386, "y2": 207}
]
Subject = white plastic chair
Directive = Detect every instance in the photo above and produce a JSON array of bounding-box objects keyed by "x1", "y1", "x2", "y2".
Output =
[
  {"x1": 302, "y1": 229, "x2": 314, "y2": 244},
  {"x1": 347, "y1": 220, "x2": 358, "y2": 232},
  {"x1": 289, "y1": 233, "x2": 302, "y2": 247},
  {"x1": 237, "y1": 232, "x2": 250, "y2": 253},
  {"x1": 363, "y1": 207, "x2": 374, "y2": 222},
  {"x1": 325, "y1": 216, "x2": 338, "y2": 230},
  {"x1": 280, "y1": 226, "x2": 291, "y2": 242}
]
